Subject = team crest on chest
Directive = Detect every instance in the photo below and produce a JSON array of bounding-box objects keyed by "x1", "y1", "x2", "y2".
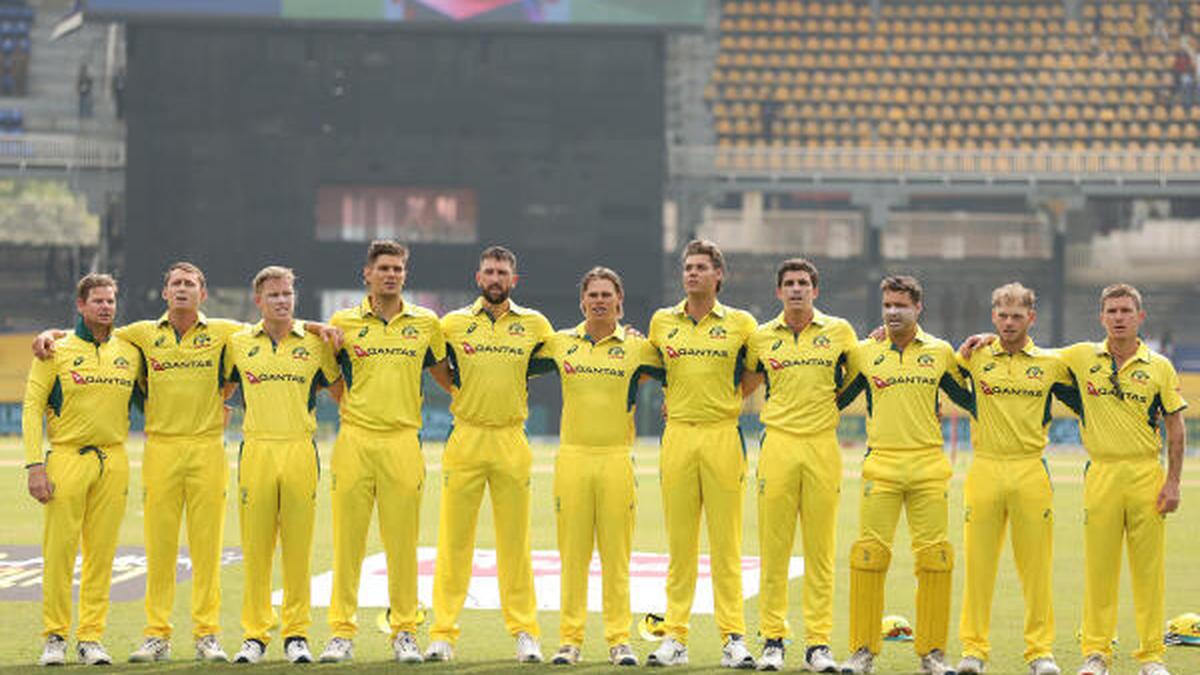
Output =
[
  {"x1": 508, "y1": 323, "x2": 525, "y2": 336},
  {"x1": 917, "y1": 354, "x2": 935, "y2": 368},
  {"x1": 608, "y1": 346, "x2": 625, "y2": 360},
  {"x1": 1025, "y1": 365, "x2": 1044, "y2": 380},
  {"x1": 193, "y1": 333, "x2": 212, "y2": 348},
  {"x1": 292, "y1": 346, "x2": 311, "y2": 361},
  {"x1": 401, "y1": 325, "x2": 420, "y2": 340},
  {"x1": 1131, "y1": 369, "x2": 1151, "y2": 384},
  {"x1": 113, "y1": 356, "x2": 130, "y2": 369},
  {"x1": 812, "y1": 334, "x2": 831, "y2": 349},
  {"x1": 708, "y1": 325, "x2": 727, "y2": 340}
]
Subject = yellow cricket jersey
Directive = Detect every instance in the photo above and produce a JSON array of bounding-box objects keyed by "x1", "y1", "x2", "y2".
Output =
[
  {"x1": 530, "y1": 323, "x2": 664, "y2": 447},
  {"x1": 1058, "y1": 340, "x2": 1187, "y2": 461},
  {"x1": 441, "y1": 298, "x2": 554, "y2": 427},
  {"x1": 961, "y1": 338, "x2": 1081, "y2": 459},
  {"x1": 116, "y1": 312, "x2": 244, "y2": 438},
  {"x1": 222, "y1": 321, "x2": 340, "y2": 441},
  {"x1": 648, "y1": 299, "x2": 758, "y2": 424},
  {"x1": 22, "y1": 319, "x2": 144, "y2": 465},
  {"x1": 837, "y1": 327, "x2": 975, "y2": 451},
  {"x1": 745, "y1": 309, "x2": 857, "y2": 436},
  {"x1": 331, "y1": 297, "x2": 446, "y2": 432}
]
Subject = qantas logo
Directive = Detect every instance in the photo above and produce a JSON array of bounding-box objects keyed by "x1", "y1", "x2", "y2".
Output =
[
  {"x1": 352, "y1": 345, "x2": 419, "y2": 358},
  {"x1": 243, "y1": 370, "x2": 306, "y2": 385},
  {"x1": 149, "y1": 356, "x2": 213, "y2": 372},
  {"x1": 664, "y1": 346, "x2": 729, "y2": 359},
  {"x1": 562, "y1": 360, "x2": 623, "y2": 377},
  {"x1": 871, "y1": 374, "x2": 937, "y2": 389},
  {"x1": 1085, "y1": 380, "x2": 1148, "y2": 403},
  {"x1": 977, "y1": 379, "x2": 1041, "y2": 397},
  {"x1": 768, "y1": 356, "x2": 834, "y2": 371},
  {"x1": 460, "y1": 342, "x2": 524, "y2": 356},
  {"x1": 69, "y1": 370, "x2": 134, "y2": 387}
]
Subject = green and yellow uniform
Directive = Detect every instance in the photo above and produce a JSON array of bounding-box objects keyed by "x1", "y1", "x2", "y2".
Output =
[
  {"x1": 326, "y1": 298, "x2": 445, "y2": 639},
  {"x1": 957, "y1": 339, "x2": 1079, "y2": 664},
  {"x1": 22, "y1": 320, "x2": 143, "y2": 642},
  {"x1": 432, "y1": 298, "x2": 554, "y2": 643},
  {"x1": 530, "y1": 323, "x2": 663, "y2": 649},
  {"x1": 648, "y1": 299, "x2": 758, "y2": 643},
  {"x1": 223, "y1": 321, "x2": 339, "y2": 643},
  {"x1": 1059, "y1": 340, "x2": 1186, "y2": 666},
  {"x1": 745, "y1": 310, "x2": 856, "y2": 647},
  {"x1": 116, "y1": 313, "x2": 243, "y2": 641},
  {"x1": 837, "y1": 327, "x2": 974, "y2": 657}
]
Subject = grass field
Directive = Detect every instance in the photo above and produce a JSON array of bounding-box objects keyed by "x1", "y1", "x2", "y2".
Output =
[{"x1": 2, "y1": 435, "x2": 1199, "y2": 674}]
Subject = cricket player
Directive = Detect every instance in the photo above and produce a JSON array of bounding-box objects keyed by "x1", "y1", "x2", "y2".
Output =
[
  {"x1": 836, "y1": 275, "x2": 974, "y2": 675},
  {"x1": 529, "y1": 266, "x2": 664, "y2": 666},
  {"x1": 646, "y1": 239, "x2": 759, "y2": 669},
  {"x1": 317, "y1": 241, "x2": 451, "y2": 664},
  {"x1": 425, "y1": 246, "x2": 553, "y2": 663},
  {"x1": 741, "y1": 259, "x2": 856, "y2": 673},
  {"x1": 954, "y1": 283, "x2": 1080, "y2": 675},
  {"x1": 222, "y1": 266, "x2": 340, "y2": 664},
  {"x1": 964, "y1": 284, "x2": 1185, "y2": 675},
  {"x1": 25, "y1": 274, "x2": 144, "y2": 666}
]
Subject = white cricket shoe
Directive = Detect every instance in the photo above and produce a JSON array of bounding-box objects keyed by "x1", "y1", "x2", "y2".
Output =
[
  {"x1": 647, "y1": 637, "x2": 688, "y2": 667},
  {"x1": 841, "y1": 647, "x2": 875, "y2": 674},
  {"x1": 1137, "y1": 663, "x2": 1170, "y2": 675},
  {"x1": 392, "y1": 632, "x2": 423, "y2": 664},
  {"x1": 38, "y1": 635, "x2": 67, "y2": 666},
  {"x1": 232, "y1": 639, "x2": 265, "y2": 664},
  {"x1": 195, "y1": 635, "x2": 227, "y2": 662},
  {"x1": 757, "y1": 638, "x2": 785, "y2": 671},
  {"x1": 551, "y1": 644, "x2": 580, "y2": 665},
  {"x1": 129, "y1": 637, "x2": 170, "y2": 663},
  {"x1": 609, "y1": 643, "x2": 638, "y2": 666},
  {"x1": 515, "y1": 632, "x2": 543, "y2": 663},
  {"x1": 76, "y1": 641, "x2": 112, "y2": 666},
  {"x1": 957, "y1": 655, "x2": 985, "y2": 674},
  {"x1": 804, "y1": 645, "x2": 839, "y2": 673},
  {"x1": 920, "y1": 649, "x2": 955, "y2": 675},
  {"x1": 1029, "y1": 657, "x2": 1061, "y2": 675},
  {"x1": 1077, "y1": 654, "x2": 1108, "y2": 675},
  {"x1": 319, "y1": 637, "x2": 353, "y2": 663},
  {"x1": 284, "y1": 637, "x2": 312, "y2": 664},
  {"x1": 721, "y1": 634, "x2": 756, "y2": 669},
  {"x1": 424, "y1": 640, "x2": 454, "y2": 662}
]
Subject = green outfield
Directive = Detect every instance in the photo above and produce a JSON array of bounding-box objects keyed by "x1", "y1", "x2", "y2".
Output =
[{"x1": 1, "y1": 436, "x2": 1199, "y2": 674}]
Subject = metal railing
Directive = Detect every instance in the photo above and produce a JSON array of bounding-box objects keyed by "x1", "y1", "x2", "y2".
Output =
[
  {"x1": 671, "y1": 145, "x2": 1200, "y2": 182},
  {"x1": 0, "y1": 133, "x2": 125, "y2": 170}
]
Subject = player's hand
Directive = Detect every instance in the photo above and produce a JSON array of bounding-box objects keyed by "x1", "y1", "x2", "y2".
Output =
[
  {"x1": 660, "y1": 402, "x2": 668, "y2": 421},
  {"x1": 27, "y1": 465, "x2": 54, "y2": 503},
  {"x1": 223, "y1": 404, "x2": 233, "y2": 427},
  {"x1": 1156, "y1": 477, "x2": 1181, "y2": 514},
  {"x1": 32, "y1": 330, "x2": 67, "y2": 360},
  {"x1": 868, "y1": 325, "x2": 886, "y2": 341},
  {"x1": 958, "y1": 333, "x2": 997, "y2": 358},
  {"x1": 626, "y1": 326, "x2": 645, "y2": 339},
  {"x1": 311, "y1": 323, "x2": 344, "y2": 351}
]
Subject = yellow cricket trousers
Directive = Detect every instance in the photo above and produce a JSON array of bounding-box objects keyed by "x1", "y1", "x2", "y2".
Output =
[
  {"x1": 1081, "y1": 458, "x2": 1167, "y2": 665},
  {"x1": 554, "y1": 444, "x2": 637, "y2": 648},
  {"x1": 959, "y1": 455, "x2": 1055, "y2": 663},
  {"x1": 42, "y1": 443, "x2": 128, "y2": 641},
  {"x1": 757, "y1": 428, "x2": 841, "y2": 646},
  {"x1": 328, "y1": 424, "x2": 424, "y2": 639},
  {"x1": 142, "y1": 433, "x2": 227, "y2": 640},
  {"x1": 430, "y1": 422, "x2": 538, "y2": 642},
  {"x1": 660, "y1": 419, "x2": 747, "y2": 643},
  {"x1": 237, "y1": 437, "x2": 319, "y2": 643},
  {"x1": 848, "y1": 447, "x2": 954, "y2": 657}
]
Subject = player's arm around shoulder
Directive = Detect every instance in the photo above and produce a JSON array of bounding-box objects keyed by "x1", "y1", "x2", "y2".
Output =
[{"x1": 836, "y1": 339, "x2": 870, "y2": 409}]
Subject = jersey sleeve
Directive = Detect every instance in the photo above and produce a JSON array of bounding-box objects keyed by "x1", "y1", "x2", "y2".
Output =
[
  {"x1": 425, "y1": 315, "x2": 447, "y2": 366},
  {"x1": 834, "y1": 320, "x2": 858, "y2": 389},
  {"x1": 1159, "y1": 358, "x2": 1188, "y2": 414},
  {"x1": 22, "y1": 354, "x2": 57, "y2": 465},
  {"x1": 222, "y1": 342, "x2": 239, "y2": 384},
  {"x1": 1048, "y1": 355, "x2": 1083, "y2": 417},
  {"x1": 318, "y1": 340, "x2": 341, "y2": 386},
  {"x1": 745, "y1": 331, "x2": 763, "y2": 373},
  {"x1": 637, "y1": 337, "x2": 666, "y2": 381},
  {"x1": 938, "y1": 342, "x2": 976, "y2": 415},
  {"x1": 836, "y1": 342, "x2": 867, "y2": 409},
  {"x1": 527, "y1": 333, "x2": 559, "y2": 378},
  {"x1": 648, "y1": 311, "x2": 666, "y2": 349}
]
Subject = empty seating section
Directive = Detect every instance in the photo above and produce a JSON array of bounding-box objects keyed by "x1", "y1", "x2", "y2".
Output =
[{"x1": 708, "y1": 0, "x2": 1200, "y2": 152}]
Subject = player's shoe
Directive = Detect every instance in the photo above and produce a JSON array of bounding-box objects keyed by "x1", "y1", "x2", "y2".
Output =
[
  {"x1": 551, "y1": 644, "x2": 581, "y2": 665},
  {"x1": 129, "y1": 637, "x2": 170, "y2": 662},
  {"x1": 1137, "y1": 663, "x2": 1170, "y2": 675},
  {"x1": 515, "y1": 632, "x2": 543, "y2": 663},
  {"x1": 804, "y1": 645, "x2": 839, "y2": 673},
  {"x1": 76, "y1": 641, "x2": 112, "y2": 666},
  {"x1": 233, "y1": 639, "x2": 265, "y2": 664},
  {"x1": 957, "y1": 655, "x2": 985, "y2": 674},
  {"x1": 424, "y1": 640, "x2": 454, "y2": 662},
  {"x1": 721, "y1": 634, "x2": 756, "y2": 669},
  {"x1": 195, "y1": 635, "x2": 227, "y2": 662},
  {"x1": 1029, "y1": 657, "x2": 1061, "y2": 675},
  {"x1": 757, "y1": 638, "x2": 785, "y2": 671},
  {"x1": 319, "y1": 637, "x2": 353, "y2": 663},
  {"x1": 920, "y1": 649, "x2": 955, "y2": 675},
  {"x1": 284, "y1": 637, "x2": 313, "y2": 664},
  {"x1": 840, "y1": 647, "x2": 875, "y2": 674},
  {"x1": 1077, "y1": 654, "x2": 1108, "y2": 675},
  {"x1": 609, "y1": 644, "x2": 638, "y2": 666},
  {"x1": 647, "y1": 637, "x2": 688, "y2": 667},
  {"x1": 392, "y1": 632, "x2": 423, "y2": 664},
  {"x1": 38, "y1": 634, "x2": 67, "y2": 666}
]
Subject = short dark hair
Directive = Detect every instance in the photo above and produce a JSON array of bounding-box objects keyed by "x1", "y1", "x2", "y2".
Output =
[
  {"x1": 77, "y1": 273, "x2": 117, "y2": 302},
  {"x1": 366, "y1": 240, "x2": 410, "y2": 265},
  {"x1": 162, "y1": 261, "x2": 206, "y2": 288},
  {"x1": 776, "y1": 258, "x2": 819, "y2": 289},
  {"x1": 480, "y1": 245, "x2": 517, "y2": 269},
  {"x1": 682, "y1": 239, "x2": 725, "y2": 292},
  {"x1": 880, "y1": 275, "x2": 923, "y2": 304}
]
